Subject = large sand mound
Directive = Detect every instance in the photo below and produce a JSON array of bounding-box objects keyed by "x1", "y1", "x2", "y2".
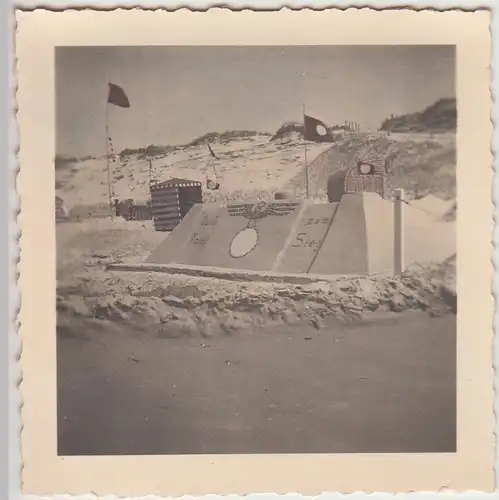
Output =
[
  {"x1": 57, "y1": 218, "x2": 456, "y2": 338},
  {"x1": 55, "y1": 135, "x2": 332, "y2": 209},
  {"x1": 286, "y1": 133, "x2": 456, "y2": 201}
]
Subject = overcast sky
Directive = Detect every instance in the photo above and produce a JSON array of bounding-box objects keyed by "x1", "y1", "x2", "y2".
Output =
[{"x1": 56, "y1": 45, "x2": 455, "y2": 157}]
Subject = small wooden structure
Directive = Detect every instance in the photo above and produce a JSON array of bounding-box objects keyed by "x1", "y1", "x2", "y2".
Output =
[
  {"x1": 344, "y1": 156, "x2": 387, "y2": 198},
  {"x1": 133, "y1": 202, "x2": 153, "y2": 221},
  {"x1": 326, "y1": 168, "x2": 348, "y2": 203},
  {"x1": 150, "y1": 178, "x2": 203, "y2": 231},
  {"x1": 114, "y1": 198, "x2": 152, "y2": 221},
  {"x1": 327, "y1": 155, "x2": 388, "y2": 202}
]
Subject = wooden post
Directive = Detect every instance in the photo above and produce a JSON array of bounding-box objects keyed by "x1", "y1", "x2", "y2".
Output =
[
  {"x1": 105, "y1": 103, "x2": 114, "y2": 220},
  {"x1": 394, "y1": 188, "x2": 405, "y2": 274}
]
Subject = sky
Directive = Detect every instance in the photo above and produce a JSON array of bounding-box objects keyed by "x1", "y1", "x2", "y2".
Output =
[{"x1": 56, "y1": 45, "x2": 455, "y2": 158}]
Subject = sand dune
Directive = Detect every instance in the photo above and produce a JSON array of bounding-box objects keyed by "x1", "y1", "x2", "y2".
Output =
[
  {"x1": 56, "y1": 135, "x2": 331, "y2": 208},
  {"x1": 55, "y1": 131, "x2": 455, "y2": 211}
]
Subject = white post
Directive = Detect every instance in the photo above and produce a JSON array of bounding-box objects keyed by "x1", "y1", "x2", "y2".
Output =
[{"x1": 394, "y1": 188, "x2": 405, "y2": 274}]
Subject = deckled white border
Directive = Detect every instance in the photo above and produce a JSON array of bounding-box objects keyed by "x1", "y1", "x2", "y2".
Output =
[
  {"x1": 11, "y1": 3, "x2": 497, "y2": 500},
  {"x1": 9, "y1": 0, "x2": 499, "y2": 10}
]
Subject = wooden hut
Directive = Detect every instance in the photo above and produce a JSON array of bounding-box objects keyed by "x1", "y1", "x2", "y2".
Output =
[
  {"x1": 345, "y1": 156, "x2": 387, "y2": 198},
  {"x1": 150, "y1": 178, "x2": 203, "y2": 231},
  {"x1": 133, "y1": 201, "x2": 153, "y2": 221},
  {"x1": 327, "y1": 155, "x2": 388, "y2": 202}
]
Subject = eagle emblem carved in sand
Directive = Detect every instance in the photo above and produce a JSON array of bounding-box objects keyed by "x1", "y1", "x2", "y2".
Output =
[
  {"x1": 228, "y1": 201, "x2": 300, "y2": 220},
  {"x1": 227, "y1": 201, "x2": 300, "y2": 258}
]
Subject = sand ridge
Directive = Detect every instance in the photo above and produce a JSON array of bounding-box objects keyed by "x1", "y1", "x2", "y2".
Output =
[{"x1": 56, "y1": 131, "x2": 455, "y2": 210}]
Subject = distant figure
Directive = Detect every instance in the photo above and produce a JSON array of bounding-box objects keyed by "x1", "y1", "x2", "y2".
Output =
[{"x1": 113, "y1": 199, "x2": 120, "y2": 217}]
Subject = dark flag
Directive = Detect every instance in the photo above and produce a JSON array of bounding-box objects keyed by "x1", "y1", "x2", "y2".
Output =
[
  {"x1": 208, "y1": 144, "x2": 219, "y2": 160},
  {"x1": 108, "y1": 83, "x2": 130, "y2": 108},
  {"x1": 303, "y1": 115, "x2": 335, "y2": 143}
]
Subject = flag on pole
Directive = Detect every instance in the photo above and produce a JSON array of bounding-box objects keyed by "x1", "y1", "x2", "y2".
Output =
[
  {"x1": 303, "y1": 114, "x2": 335, "y2": 143},
  {"x1": 108, "y1": 83, "x2": 130, "y2": 108}
]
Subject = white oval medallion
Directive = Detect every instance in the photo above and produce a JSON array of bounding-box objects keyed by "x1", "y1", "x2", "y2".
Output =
[{"x1": 229, "y1": 228, "x2": 259, "y2": 258}]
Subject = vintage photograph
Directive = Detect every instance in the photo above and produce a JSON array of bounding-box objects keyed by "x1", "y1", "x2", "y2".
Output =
[
  {"x1": 55, "y1": 44, "x2": 457, "y2": 456},
  {"x1": 16, "y1": 8, "x2": 494, "y2": 495}
]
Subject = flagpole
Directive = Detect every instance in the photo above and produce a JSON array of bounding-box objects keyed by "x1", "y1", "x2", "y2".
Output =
[
  {"x1": 148, "y1": 156, "x2": 153, "y2": 211},
  {"x1": 105, "y1": 100, "x2": 114, "y2": 220},
  {"x1": 302, "y1": 102, "x2": 309, "y2": 199}
]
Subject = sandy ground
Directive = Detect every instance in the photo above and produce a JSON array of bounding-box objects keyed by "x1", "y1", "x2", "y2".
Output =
[
  {"x1": 57, "y1": 312, "x2": 455, "y2": 455},
  {"x1": 56, "y1": 135, "x2": 332, "y2": 207},
  {"x1": 54, "y1": 122, "x2": 458, "y2": 455},
  {"x1": 56, "y1": 217, "x2": 457, "y2": 455}
]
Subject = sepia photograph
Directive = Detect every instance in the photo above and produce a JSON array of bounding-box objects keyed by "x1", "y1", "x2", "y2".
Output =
[
  {"x1": 16, "y1": 7, "x2": 494, "y2": 495},
  {"x1": 55, "y1": 44, "x2": 457, "y2": 456}
]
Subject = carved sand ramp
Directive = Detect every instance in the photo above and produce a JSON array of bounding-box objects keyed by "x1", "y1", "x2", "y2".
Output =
[
  {"x1": 308, "y1": 194, "x2": 370, "y2": 275},
  {"x1": 145, "y1": 196, "x2": 375, "y2": 274},
  {"x1": 273, "y1": 202, "x2": 339, "y2": 274},
  {"x1": 146, "y1": 204, "x2": 222, "y2": 266},
  {"x1": 144, "y1": 194, "x2": 455, "y2": 276}
]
